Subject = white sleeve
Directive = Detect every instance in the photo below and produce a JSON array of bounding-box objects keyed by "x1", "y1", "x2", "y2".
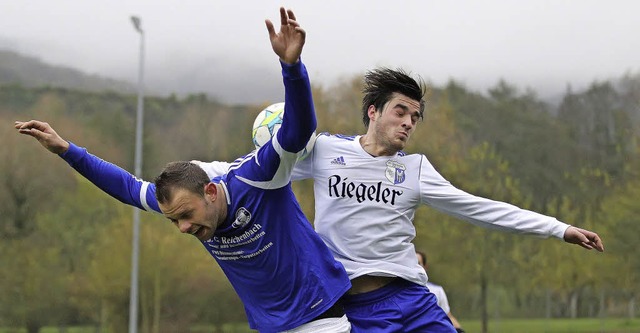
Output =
[
  {"x1": 418, "y1": 155, "x2": 570, "y2": 239},
  {"x1": 291, "y1": 134, "x2": 321, "y2": 181},
  {"x1": 191, "y1": 160, "x2": 232, "y2": 179},
  {"x1": 428, "y1": 283, "x2": 451, "y2": 314},
  {"x1": 437, "y1": 288, "x2": 451, "y2": 314}
]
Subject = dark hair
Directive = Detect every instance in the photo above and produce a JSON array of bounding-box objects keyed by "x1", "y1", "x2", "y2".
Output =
[
  {"x1": 416, "y1": 250, "x2": 427, "y2": 266},
  {"x1": 361, "y1": 67, "x2": 427, "y2": 128},
  {"x1": 154, "y1": 161, "x2": 210, "y2": 204}
]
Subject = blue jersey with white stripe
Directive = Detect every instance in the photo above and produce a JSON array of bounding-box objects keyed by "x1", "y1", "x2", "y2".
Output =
[{"x1": 59, "y1": 60, "x2": 350, "y2": 332}]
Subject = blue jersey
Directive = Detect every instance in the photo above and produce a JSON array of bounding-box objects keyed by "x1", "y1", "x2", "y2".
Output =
[{"x1": 60, "y1": 60, "x2": 350, "y2": 332}]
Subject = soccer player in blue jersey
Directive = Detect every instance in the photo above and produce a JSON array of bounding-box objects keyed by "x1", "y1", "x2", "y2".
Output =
[{"x1": 15, "y1": 7, "x2": 351, "y2": 333}]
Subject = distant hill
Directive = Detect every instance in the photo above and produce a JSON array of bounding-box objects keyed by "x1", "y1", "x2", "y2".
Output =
[
  {"x1": 0, "y1": 48, "x2": 285, "y2": 104},
  {"x1": 0, "y1": 49, "x2": 136, "y2": 94}
]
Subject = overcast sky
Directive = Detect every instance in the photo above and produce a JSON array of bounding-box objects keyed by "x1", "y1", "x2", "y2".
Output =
[{"x1": 2, "y1": 0, "x2": 639, "y2": 103}]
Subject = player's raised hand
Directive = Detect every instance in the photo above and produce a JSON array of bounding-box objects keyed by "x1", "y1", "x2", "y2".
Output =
[
  {"x1": 14, "y1": 120, "x2": 70, "y2": 154},
  {"x1": 563, "y1": 226, "x2": 604, "y2": 252},
  {"x1": 265, "y1": 7, "x2": 305, "y2": 65}
]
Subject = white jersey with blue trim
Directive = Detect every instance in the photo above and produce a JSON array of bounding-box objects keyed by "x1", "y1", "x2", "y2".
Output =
[{"x1": 292, "y1": 133, "x2": 571, "y2": 286}]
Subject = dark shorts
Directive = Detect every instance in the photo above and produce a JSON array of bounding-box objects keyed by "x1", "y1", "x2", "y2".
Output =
[{"x1": 342, "y1": 278, "x2": 456, "y2": 333}]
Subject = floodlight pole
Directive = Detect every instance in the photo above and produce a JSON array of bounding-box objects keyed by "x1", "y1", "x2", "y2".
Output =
[{"x1": 129, "y1": 15, "x2": 145, "y2": 333}]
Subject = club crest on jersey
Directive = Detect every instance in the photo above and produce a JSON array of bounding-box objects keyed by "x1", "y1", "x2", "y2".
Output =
[
  {"x1": 385, "y1": 160, "x2": 406, "y2": 184},
  {"x1": 231, "y1": 207, "x2": 252, "y2": 228}
]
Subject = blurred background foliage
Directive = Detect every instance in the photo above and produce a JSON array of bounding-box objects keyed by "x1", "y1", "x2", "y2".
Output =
[{"x1": 1, "y1": 64, "x2": 639, "y2": 332}]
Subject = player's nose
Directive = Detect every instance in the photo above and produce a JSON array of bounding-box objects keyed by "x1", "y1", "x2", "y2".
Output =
[
  {"x1": 177, "y1": 221, "x2": 192, "y2": 233},
  {"x1": 402, "y1": 115, "x2": 413, "y2": 128},
  {"x1": 402, "y1": 117, "x2": 413, "y2": 129}
]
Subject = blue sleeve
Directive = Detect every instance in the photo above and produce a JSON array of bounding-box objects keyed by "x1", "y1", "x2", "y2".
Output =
[
  {"x1": 59, "y1": 142, "x2": 162, "y2": 213},
  {"x1": 276, "y1": 60, "x2": 317, "y2": 153}
]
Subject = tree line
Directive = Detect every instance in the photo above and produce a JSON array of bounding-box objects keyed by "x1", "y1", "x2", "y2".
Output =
[{"x1": 0, "y1": 71, "x2": 638, "y2": 332}]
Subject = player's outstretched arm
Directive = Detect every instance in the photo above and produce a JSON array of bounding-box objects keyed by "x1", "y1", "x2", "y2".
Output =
[
  {"x1": 563, "y1": 226, "x2": 604, "y2": 252},
  {"x1": 264, "y1": 7, "x2": 316, "y2": 156},
  {"x1": 15, "y1": 119, "x2": 162, "y2": 213}
]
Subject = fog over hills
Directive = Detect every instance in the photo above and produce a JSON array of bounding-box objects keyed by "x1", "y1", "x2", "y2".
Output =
[
  {"x1": 0, "y1": 43, "x2": 633, "y2": 107},
  {"x1": 0, "y1": 49, "x2": 136, "y2": 95},
  {"x1": 0, "y1": 47, "x2": 286, "y2": 104},
  {"x1": 0, "y1": 46, "x2": 567, "y2": 106},
  {"x1": 148, "y1": 53, "x2": 284, "y2": 104}
]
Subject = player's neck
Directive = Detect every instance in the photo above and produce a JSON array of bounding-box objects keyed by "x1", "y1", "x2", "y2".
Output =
[
  {"x1": 214, "y1": 183, "x2": 228, "y2": 225},
  {"x1": 359, "y1": 134, "x2": 397, "y2": 157}
]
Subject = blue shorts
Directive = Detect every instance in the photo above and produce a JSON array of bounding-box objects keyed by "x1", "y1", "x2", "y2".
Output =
[{"x1": 341, "y1": 278, "x2": 456, "y2": 333}]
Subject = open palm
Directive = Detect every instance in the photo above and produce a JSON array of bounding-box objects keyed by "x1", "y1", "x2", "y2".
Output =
[{"x1": 266, "y1": 7, "x2": 305, "y2": 65}]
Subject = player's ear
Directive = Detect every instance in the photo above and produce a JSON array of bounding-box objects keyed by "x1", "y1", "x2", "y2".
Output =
[
  {"x1": 367, "y1": 105, "x2": 377, "y2": 121},
  {"x1": 204, "y1": 182, "x2": 217, "y2": 201}
]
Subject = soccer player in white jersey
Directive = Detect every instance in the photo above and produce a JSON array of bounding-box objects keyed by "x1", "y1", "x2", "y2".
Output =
[
  {"x1": 416, "y1": 250, "x2": 465, "y2": 333},
  {"x1": 286, "y1": 67, "x2": 604, "y2": 332},
  {"x1": 15, "y1": 8, "x2": 353, "y2": 333}
]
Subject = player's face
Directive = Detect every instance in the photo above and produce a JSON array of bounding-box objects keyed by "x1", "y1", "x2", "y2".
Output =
[
  {"x1": 159, "y1": 187, "x2": 219, "y2": 241},
  {"x1": 370, "y1": 93, "x2": 421, "y2": 153}
]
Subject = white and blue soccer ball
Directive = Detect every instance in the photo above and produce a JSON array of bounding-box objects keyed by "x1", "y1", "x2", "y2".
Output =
[
  {"x1": 251, "y1": 102, "x2": 315, "y2": 159},
  {"x1": 252, "y1": 102, "x2": 285, "y2": 149}
]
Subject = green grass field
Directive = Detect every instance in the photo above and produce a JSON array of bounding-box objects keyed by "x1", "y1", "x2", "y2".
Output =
[
  {"x1": 461, "y1": 318, "x2": 640, "y2": 333},
  {"x1": 3, "y1": 318, "x2": 640, "y2": 333}
]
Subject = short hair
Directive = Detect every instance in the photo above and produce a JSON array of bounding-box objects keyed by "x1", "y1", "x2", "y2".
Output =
[
  {"x1": 416, "y1": 250, "x2": 427, "y2": 266},
  {"x1": 361, "y1": 67, "x2": 427, "y2": 128},
  {"x1": 154, "y1": 161, "x2": 210, "y2": 204}
]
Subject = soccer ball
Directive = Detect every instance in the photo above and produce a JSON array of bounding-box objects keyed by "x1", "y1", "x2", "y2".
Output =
[
  {"x1": 252, "y1": 102, "x2": 285, "y2": 149},
  {"x1": 251, "y1": 102, "x2": 315, "y2": 159}
]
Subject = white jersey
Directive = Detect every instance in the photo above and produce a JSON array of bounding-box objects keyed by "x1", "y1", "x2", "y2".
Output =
[
  {"x1": 426, "y1": 282, "x2": 451, "y2": 314},
  {"x1": 293, "y1": 133, "x2": 570, "y2": 286}
]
